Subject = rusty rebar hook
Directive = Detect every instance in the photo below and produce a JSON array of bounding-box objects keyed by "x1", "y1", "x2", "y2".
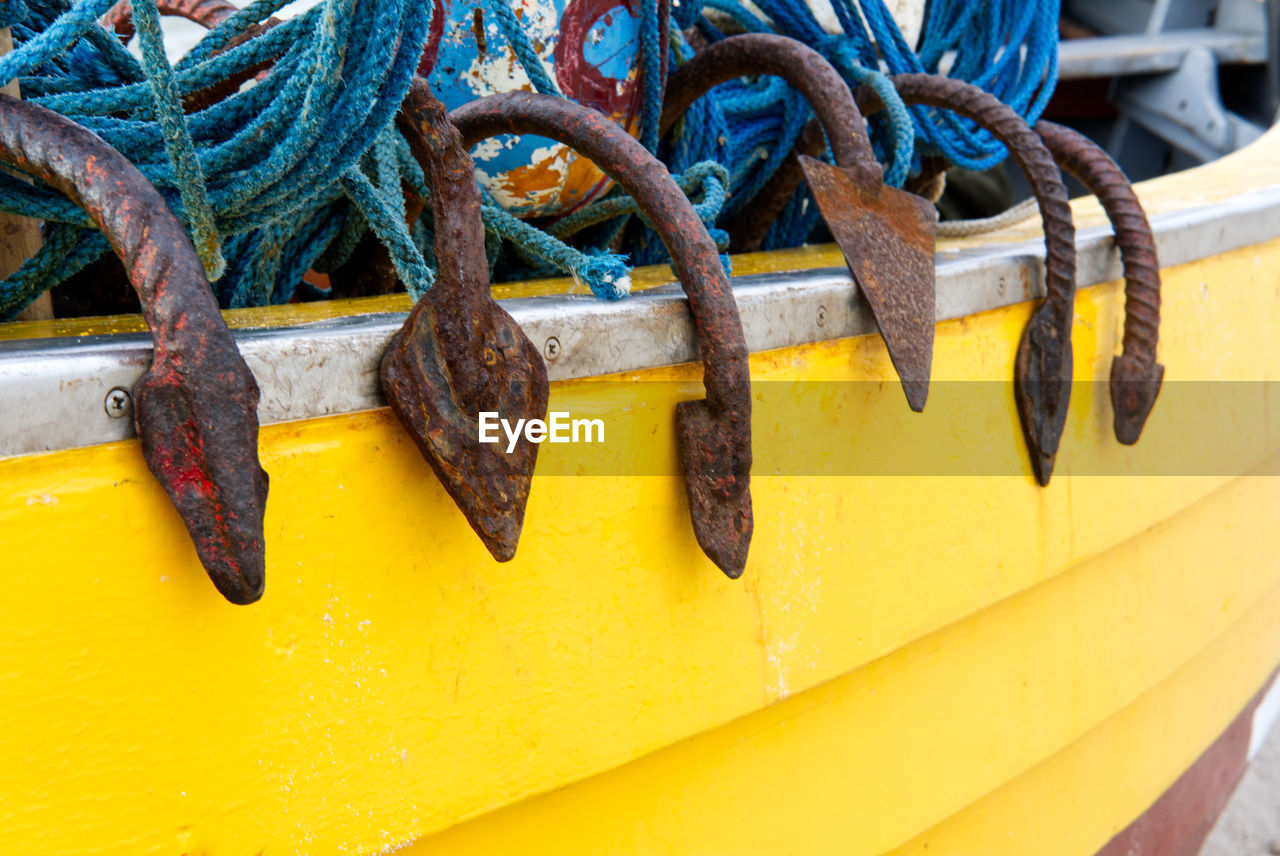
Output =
[
  {"x1": 661, "y1": 34, "x2": 939, "y2": 413},
  {"x1": 1034, "y1": 121, "x2": 1163, "y2": 445},
  {"x1": 902, "y1": 122, "x2": 1164, "y2": 444},
  {"x1": 855, "y1": 75, "x2": 1078, "y2": 485},
  {"x1": 0, "y1": 94, "x2": 268, "y2": 603},
  {"x1": 381, "y1": 80, "x2": 550, "y2": 563},
  {"x1": 450, "y1": 91, "x2": 753, "y2": 578}
]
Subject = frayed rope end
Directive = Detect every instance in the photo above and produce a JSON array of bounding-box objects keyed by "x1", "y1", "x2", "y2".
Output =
[{"x1": 573, "y1": 252, "x2": 631, "y2": 301}]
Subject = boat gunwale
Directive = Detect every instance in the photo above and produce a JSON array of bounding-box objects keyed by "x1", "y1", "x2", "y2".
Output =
[{"x1": 3, "y1": 180, "x2": 1280, "y2": 458}]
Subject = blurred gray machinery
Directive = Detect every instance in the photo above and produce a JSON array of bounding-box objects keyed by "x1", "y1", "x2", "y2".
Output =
[{"x1": 1060, "y1": 0, "x2": 1277, "y2": 176}]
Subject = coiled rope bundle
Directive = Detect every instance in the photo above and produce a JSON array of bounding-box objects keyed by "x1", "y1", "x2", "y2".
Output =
[
  {"x1": 648, "y1": 0, "x2": 1060, "y2": 250},
  {"x1": 454, "y1": 0, "x2": 1059, "y2": 264},
  {"x1": 0, "y1": 0, "x2": 432, "y2": 318},
  {"x1": 0, "y1": 0, "x2": 1059, "y2": 320}
]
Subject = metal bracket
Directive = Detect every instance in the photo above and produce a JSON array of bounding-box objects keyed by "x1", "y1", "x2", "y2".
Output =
[{"x1": 1115, "y1": 46, "x2": 1265, "y2": 162}]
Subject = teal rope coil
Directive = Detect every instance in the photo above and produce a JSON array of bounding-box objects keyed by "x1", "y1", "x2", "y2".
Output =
[
  {"x1": 0, "y1": 0, "x2": 430, "y2": 318},
  {"x1": 0, "y1": 0, "x2": 1058, "y2": 319},
  {"x1": 132, "y1": 0, "x2": 224, "y2": 279}
]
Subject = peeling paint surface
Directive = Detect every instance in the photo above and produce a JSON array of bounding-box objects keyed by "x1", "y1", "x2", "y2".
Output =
[
  {"x1": 424, "y1": 0, "x2": 651, "y2": 217},
  {"x1": 740, "y1": 0, "x2": 926, "y2": 47}
]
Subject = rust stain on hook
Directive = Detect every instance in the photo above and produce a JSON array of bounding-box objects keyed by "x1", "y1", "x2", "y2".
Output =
[
  {"x1": 0, "y1": 94, "x2": 268, "y2": 603},
  {"x1": 798, "y1": 156, "x2": 937, "y2": 411},
  {"x1": 385, "y1": 80, "x2": 550, "y2": 562},
  {"x1": 662, "y1": 34, "x2": 938, "y2": 413},
  {"x1": 858, "y1": 75, "x2": 1078, "y2": 485},
  {"x1": 725, "y1": 118, "x2": 824, "y2": 253},
  {"x1": 1036, "y1": 120, "x2": 1163, "y2": 445},
  {"x1": 451, "y1": 90, "x2": 753, "y2": 578}
]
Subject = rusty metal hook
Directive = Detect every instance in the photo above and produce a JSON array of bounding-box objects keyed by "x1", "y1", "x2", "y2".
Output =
[
  {"x1": 856, "y1": 75, "x2": 1078, "y2": 485},
  {"x1": 450, "y1": 91, "x2": 753, "y2": 578},
  {"x1": 0, "y1": 94, "x2": 268, "y2": 603},
  {"x1": 382, "y1": 80, "x2": 550, "y2": 563},
  {"x1": 661, "y1": 34, "x2": 938, "y2": 413},
  {"x1": 1034, "y1": 120, "x2": 1163, "y2": 445},
  {"x1": 102, "y1": 0, "x2": 238, "y2": 42}
]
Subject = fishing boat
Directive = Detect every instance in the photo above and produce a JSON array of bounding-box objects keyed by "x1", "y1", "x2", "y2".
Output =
[{"x1": 2, "y1": 0, "x2": 1280, "y2": 854}]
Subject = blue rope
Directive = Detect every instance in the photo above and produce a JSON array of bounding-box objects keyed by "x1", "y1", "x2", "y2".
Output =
[
  {"x1": 550, "y1": 160, "x2": 729, "y2": 249},
  {"x1": 491, "y1": 0, "x2": 561, "y2": 96},
  {"x1": 0, "y1": 0, "x2": 430, "y2": 319},
  {"x1": 827, "y1": 0, "x2": 1060, "y2": 168},
  {"x1": 341, "y1": 167, "x2": 434, "y2": 300},
  {"x1": 133, "y1": 0, "x2": 224, "y2": 279},
  {"x1": 482, "y1": 0, "x2": 674, "y2": 289},
  {"x1": 0, "y1": 0, "x2": 1058, "y2": 320},
  {"x1": 652, "y1": 0, "x2": 1057, "y2": 247},
  {"x1": 637, "y1": 0, "x2": 663, "y2": 152},
  {"x1": 0, "y1": 0, "x2": 27, "y2": 28},
  {"x1": 0, "y1": 225, "x2": 104, "y2": 318},
  {"x1": 661, "y1": 24, "x2": 816, "y2": 248},
  {"x1": 0, "y1": 0, "x2": 117, "y2": 87},
  {"x1": 815, "y1": 40, "x2": 914, "y2": 187},
  {"x1": 481, "y1": 190, "x2": 631, "y2": 299}
]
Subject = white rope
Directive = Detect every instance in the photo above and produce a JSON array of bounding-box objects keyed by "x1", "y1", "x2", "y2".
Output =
[{"x1": 936, "y1": 197, "x2": 1039, "y2": 238}]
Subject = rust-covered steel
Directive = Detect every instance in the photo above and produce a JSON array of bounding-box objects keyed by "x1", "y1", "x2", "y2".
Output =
[
  {"x1": 857, "y1": 75, "x2": 1078, "y2": 486},
  {"x1": 1036, "y1": 120, "x2": 1163, "y2": 445},
  {"x1": 798, "y1": 159, "x2": 937, "y2": 411},
  {"x1": 725, "y1": 119, "x2": 825, "y2": 253},
  {"x1": 0, "y1": 94, "x2": 268, "y2": 603},
  {"x1": 662, "y1": 34, "x2": 938, "y2": 413},
  {"x1": 451, "y1": 91, "x2": 753, "y2": 578},
  {"x1": 385, "y1": 81, "x2": 550, "y2": 563},
  {"x1": 102, "y1": 0, "x2": 237, "y2": 42},
  {"x1": 326, "y1": 232, "x2": 400, "y2": 299}
]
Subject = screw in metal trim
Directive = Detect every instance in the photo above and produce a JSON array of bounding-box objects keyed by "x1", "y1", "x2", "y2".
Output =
[
  {"x1": 104, "y1": 387, "x2": 132, "y2": 418},
  {"x1": 816, "y1": 306, "x2": 827, "y2": 328},
  {"x1": 543, "y1": 336, "x2": 562, "y2": 361}
]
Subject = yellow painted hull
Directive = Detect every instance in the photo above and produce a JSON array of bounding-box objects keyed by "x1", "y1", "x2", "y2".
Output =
[{"x1": 4, "y1": 129, "x2": 1280, "y2": 853}]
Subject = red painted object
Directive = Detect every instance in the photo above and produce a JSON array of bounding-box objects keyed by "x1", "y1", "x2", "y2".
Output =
[{"x1": 0, "y1": 94, "x2": 268, "y2": 604}]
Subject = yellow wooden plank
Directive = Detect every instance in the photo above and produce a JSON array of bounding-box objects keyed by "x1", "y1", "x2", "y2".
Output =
[
  {"x1": 393, "y1": 453, "x2": 1280, "y2": 856},
  {"x1": 1, "y1": 238, "x2": 1278, "y2": 852},
  {"x1": 0, "y1": 244, "x2": 837, "y2": 340},
  {"x1": 887, "y1": 590, "x2": 1280, "y2": 856}
]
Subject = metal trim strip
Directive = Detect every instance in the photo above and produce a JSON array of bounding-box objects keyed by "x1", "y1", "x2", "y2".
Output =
[{"x1": 3, "y1": 183, "x2": 1280, "y2": 457}]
